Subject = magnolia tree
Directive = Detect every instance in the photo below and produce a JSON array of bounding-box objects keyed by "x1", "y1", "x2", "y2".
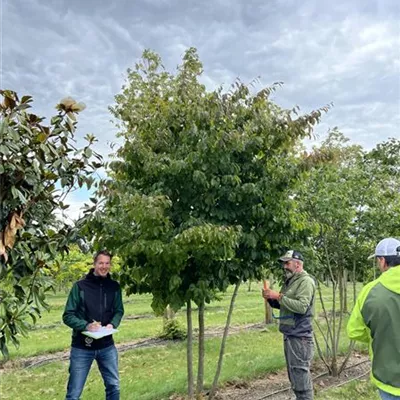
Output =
[
  {"x1": 0, "y1": 91, "x2": 102, "y2": 357},
  {"x1": 84, "y1": 48, "x2": 329, "y2": 399}
]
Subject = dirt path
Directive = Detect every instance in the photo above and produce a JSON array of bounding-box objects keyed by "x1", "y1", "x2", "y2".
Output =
[
  {"x1": 168, "y1": 352, "x2": 370, "y2": 400},
  {"x1": 211, "y1": 353, "x2": 370, "y2": 400}
]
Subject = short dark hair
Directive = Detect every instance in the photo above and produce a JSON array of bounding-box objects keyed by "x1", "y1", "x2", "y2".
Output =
[
  {"x1": 383, "y1": 256, "x2": 400, "y2": 268},
  {"x1": 93, "y1": 250, "x2": 113, "y2": 263}
]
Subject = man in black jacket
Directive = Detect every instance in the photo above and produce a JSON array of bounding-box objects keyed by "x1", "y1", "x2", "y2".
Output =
[{"x1": 63, "y1": 250, "x2": 124, "y2": 400}]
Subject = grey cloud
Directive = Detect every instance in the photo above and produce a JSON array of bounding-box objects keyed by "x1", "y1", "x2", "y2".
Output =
[{"x1": 2, "y1": 0, "x2": 399, "y2": 160}]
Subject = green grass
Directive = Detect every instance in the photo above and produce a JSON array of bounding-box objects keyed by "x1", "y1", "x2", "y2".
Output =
[
  {"x1": 0, "y1": 327, "x2": 369, "y2": 400},
  {"x1": 316, "y1": 380, "x2": 380, "y2": 399},
  {"x1": 0, "y1": 282, "x2": 370, "y2": 400},
  {"x1": 7, "y1": 282, "x2": 363, "y2": 359},
  {"x1": 6, "y1": 285, "x2": 269, "y2": 359},
  {"x1": 0, "y1": 330, "x2": 285, "y2": 400},
  {"x1": 29, "y1": 292, "x2": 155, "y2": 327},
  {"x1": 7, "y1": 318, "x2": 164, "y2": 358}
]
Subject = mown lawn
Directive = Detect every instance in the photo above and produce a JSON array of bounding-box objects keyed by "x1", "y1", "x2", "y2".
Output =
[
  {"x1": 316, "y1": 379, "x2": 380, "y2": 399},
  {"x1": 0, "y1": 282, "x2": 369, "y2": 400},
  {"x1": 6, "y1": 282, "x2": 362, "y2": 359},
  {"x1": 0, "y1": 328, "x2": 368, "y2": 400}
]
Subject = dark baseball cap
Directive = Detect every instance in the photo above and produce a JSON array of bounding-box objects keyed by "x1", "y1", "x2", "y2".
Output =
[{"x1": 278, "y1": 250, "x2": 304, "y2": 262}]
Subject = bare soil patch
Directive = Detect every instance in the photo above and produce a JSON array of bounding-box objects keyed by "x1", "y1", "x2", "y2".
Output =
[{"x1": 173, "y1": 352, "x2": 370, "y2": 400}]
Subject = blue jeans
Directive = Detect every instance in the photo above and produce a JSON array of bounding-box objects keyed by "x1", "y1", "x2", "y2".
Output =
[
  {"x1": 66, "y1": 345, "x2": 120, "y2": 400},
  {"x1": 379, "y1": 389, "x2": 400, "y2": 400}
]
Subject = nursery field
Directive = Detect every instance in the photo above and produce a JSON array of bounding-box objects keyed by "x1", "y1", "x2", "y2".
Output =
[{"x1": 0, "y1": 283, "x2": 375, "y2": 400}]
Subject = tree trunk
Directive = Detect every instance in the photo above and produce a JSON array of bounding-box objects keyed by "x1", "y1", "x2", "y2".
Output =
[
  {"x1": 338, "y1": 269, "x2": 344, "y2": 316},
  {"x1": 247, "y1": 280, "x2": 252, "y2": 292},
  {"x1": 330, "y1": 356, "x2": 339, "y2": 377},
  {"x1": 343, "y1": 269, "x2": 348, "y2": 313},
  {"x1": 331, "y1": 281, "x2": 338, "y2": 377},
  {"x1": 264, "y1": 301, "x2": 273, "y2": 324},
  {"x1": 264, "y1": 275, "x2": 274, "y2": 324},
  {"x1": 163, "y1": 305, "x2": 175, "y2": 328},
  {"x1": 196, "y1": 301, "x2": 205, "y2": 399},
  {"x1": 338, "y1": 340, "x2": 356, "y2": 375},
  {"x1": 352, "y1": 258, "x2": 357, "y2": 305},
  {"x1": 187, "y1": 300, "x2": 194, "y2": 399},
  {"x1": 208, "y1": 281, "x2": 241, "y2": 399},
  {"x1": 335, "y1": 277, "x2": 345, "y2": 365},
  {"x1": 313, "y1": 331, "x2": 331, "y2": 373}
]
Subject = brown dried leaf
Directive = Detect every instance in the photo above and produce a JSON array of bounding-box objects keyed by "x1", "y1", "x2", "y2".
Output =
[
  {"x1": 4, "y1": 226, "x2": 16, "y2": 248},
  {"x1": 3, "y1": 96, "x2": 16, "y2": 110},
  {"x1": 4, "y1": 213, "x2": 25, "y2": 249},
  {"x1": 9, "y1": 213, "x2": 25, "y2": 230}
]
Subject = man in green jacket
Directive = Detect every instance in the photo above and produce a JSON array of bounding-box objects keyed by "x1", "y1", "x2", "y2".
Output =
[
  {"x1": 262, "y1": 250, "x2": 316, "y2": 400},
  {"x1": 63, "y1": 250, "x2": 124, "y2": 400},
  {"x1": 347, "y1": 238, "x2": 400, "y2": 400}
]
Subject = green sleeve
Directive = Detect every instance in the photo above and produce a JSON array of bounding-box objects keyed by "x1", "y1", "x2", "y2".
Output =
[
  {"x1": 280, "y1": 277, "x2": 315, "y2": 314},
  {"x1": 347, "y1": 285, "x2": 371, "y2": 343},
  {"x1": 62, "y1": 283, "x2": 88, "y2": 331},
  {"x1": 110, "y1": 287, "x2": 124, "y2": 328}
]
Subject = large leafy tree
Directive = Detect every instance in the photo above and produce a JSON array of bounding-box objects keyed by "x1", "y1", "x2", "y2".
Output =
[
  {"x1": 297, "y1": 131, "x2": 400, "y2": 376},
  {"x1": 0, "y1": 91, "x2": 101, "y2": 357},
  {"x1": 86, "y1": 48, "x2": 329, "y2": 398}
]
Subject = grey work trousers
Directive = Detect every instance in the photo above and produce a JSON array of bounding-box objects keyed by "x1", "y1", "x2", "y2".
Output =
[{"x1": 284, "y1": 336, "x2": 314, "y2": 400}]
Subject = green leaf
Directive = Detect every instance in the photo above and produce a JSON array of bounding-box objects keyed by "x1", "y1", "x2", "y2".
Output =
[
  {"x1": 11, "y1": 186, "x2": 19, "y2": 200},
  {"x1": 36, "y1": 132, "x2": 47, "y2": 143},
  {"x1": 84, "y1": 148, "x2": 93, "y2": 158},
  {"x1": 21, "y1": 95, "x2": 33, "y2": 104}
]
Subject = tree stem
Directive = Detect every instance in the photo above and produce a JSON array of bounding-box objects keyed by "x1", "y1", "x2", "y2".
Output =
[
  {"x1": 187, "y1": 300, "x2": 194, "y2": 399},
  {"x1": 209, "y1": 281, "x2": 241, "y2": 399}
]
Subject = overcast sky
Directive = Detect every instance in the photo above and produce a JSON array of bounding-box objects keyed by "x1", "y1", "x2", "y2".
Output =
[{"x1": 1, "y1": 0, "x2": 399, "y2": 219}]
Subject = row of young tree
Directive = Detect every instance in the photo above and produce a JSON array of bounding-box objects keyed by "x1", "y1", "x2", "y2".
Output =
[
  {"x1": 298, "y1": 132, "x2": 400, "y2": 377},
  {"x1": 1, "y1": 48, "x2": 399, "y2": 399},
  {"x1": 83, "y1": 49, "x2": 400, "y2": 397}
]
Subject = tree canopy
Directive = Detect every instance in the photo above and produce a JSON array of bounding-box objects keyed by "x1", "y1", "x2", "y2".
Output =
[{"x1": 86, "y1": 48, "x2": 330, "y2": 315}]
